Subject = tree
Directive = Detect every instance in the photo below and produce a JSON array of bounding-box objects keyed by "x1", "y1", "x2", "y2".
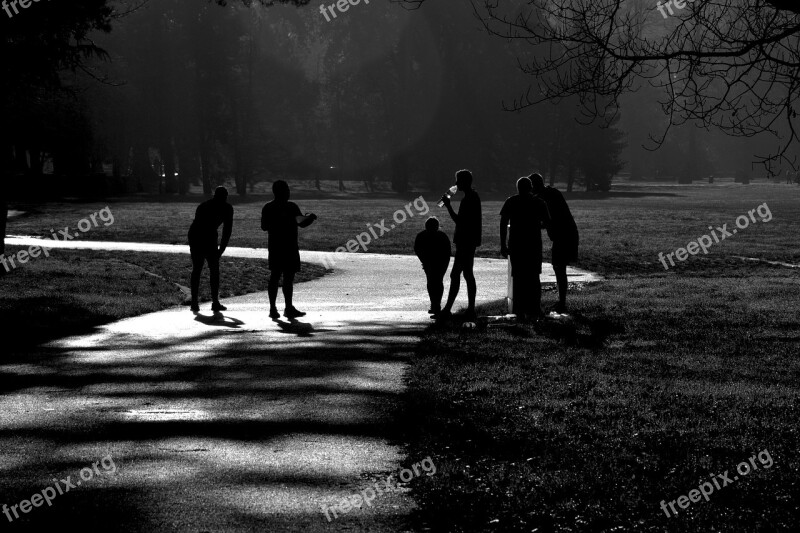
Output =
[
  {"x1": 0, "y1": 0, "x2": 114, "y2": 254},
  {"x1": 398, "y1": 0, "x2": 800, "y2": 173}
]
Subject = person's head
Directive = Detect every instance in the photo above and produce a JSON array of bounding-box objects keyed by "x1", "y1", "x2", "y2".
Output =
[
  {"x1": 516, "y1": 177, "x2": 532, "y2": 195},
  {"x1": 425, "y1": 216, "x2": 440, "y2": 232},
  {"x1": 272, "y1": 180, "x2": 290, "y2": 201},
  {"x1": 214, "y1": 186, "x2": 229, "y2": 202},
  {"x1": 529, "y1": 173, "x2": 545, "y2": 194},
  {"x1": 455, "y1": 169, "x2": 473, "y2": 191}
]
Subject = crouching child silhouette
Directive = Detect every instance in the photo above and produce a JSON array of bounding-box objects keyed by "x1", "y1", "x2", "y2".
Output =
[{"x1": 414, "y1": 216, "x2": 451, "y2": 318}]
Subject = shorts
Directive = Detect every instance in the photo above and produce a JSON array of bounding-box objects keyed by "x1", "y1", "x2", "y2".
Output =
[
  {"x1": 451, "y1": 246, "x2": 476, "y2": 276},
  {"x1": 269, "y1": 248, "x2": 301, "y2": 274}
]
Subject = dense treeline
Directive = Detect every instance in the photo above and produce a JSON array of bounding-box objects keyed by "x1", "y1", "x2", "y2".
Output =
[{"x1": 1, "y1": 0, "x2": 627, "y2": 202}]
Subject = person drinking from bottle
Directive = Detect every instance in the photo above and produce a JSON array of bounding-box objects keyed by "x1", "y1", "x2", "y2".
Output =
[{"x1": 439, "y1": 169, "x2": 482, "y2": 321}]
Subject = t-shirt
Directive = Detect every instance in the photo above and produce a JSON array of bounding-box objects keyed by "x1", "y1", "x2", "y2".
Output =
[
  {"x1": 537, "y1": 186, "x2": 578, "y2": 242},
  {"x1": 261, "y1": 200, "x2": 303, "y2": 253},
  {"x1": 189, "y1": 199, "x2": 233, "y2": 245},
  {"x1": 500, "y1": 193, "x2": 550, "y2": 261},
  {"x1": 453, "y1": 189, "x2": 482, "y2": 248},
  {"x1": 414, "y1": 229, "x2": 451, "y2": 272}
]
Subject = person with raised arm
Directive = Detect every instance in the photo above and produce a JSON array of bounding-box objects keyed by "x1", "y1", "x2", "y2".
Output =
[
  {"x1": 439, "y1": 169, "x2": 482, "y2": 321},
  {"x1": 261, "y1": 180, "x2": 317, "y2": 319}
]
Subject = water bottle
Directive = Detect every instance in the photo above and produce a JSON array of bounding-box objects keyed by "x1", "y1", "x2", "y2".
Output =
[{"x1": 437, "y1": 185, "x2": 459, "y2": 207}]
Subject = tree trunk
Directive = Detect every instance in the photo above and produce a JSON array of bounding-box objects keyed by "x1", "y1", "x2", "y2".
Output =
[{"x1": 162, "y1": 139, "x2": 178, "y2": 194}]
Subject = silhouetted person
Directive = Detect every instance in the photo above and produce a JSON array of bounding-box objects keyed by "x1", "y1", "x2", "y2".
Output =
[
  {"x1": 500, "y1": 176, "x2": 551, "y2": 321},
  {"x1": 439, "y1": 169, "x2": 482, "y2": 321},
  {"x1": 531, "y1": 173, "x2": 579, "y2": 313},
  {"x1": 188, "y1": 186, "x2": 234, "y2": 313},
  {"x1": 261, "y1": 180, "x2": 317, "y2": 319},
  {"x1": 414, "y1": 216, "x2": 451, "y2": 317}
]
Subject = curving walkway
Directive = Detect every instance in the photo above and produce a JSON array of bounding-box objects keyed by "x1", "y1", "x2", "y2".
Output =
[{"x1": 0, "y1": 237, "x2": 600, "y2": 532}]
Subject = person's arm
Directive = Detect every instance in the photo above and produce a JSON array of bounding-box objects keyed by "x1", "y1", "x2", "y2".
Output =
[
  {"x1": 500, "y1": 212, "x2": 510, "y2": 258},
  {"x1": 260, "y1": 205, "x2": 269, "y2": 232},
  {"x1": 440, "y1": 195, "x2": 458, "y2": 223},
  {"x1": 219, "y1": 205, "x2": 233, "y2": 257},
  {"x1": 295, "y1": 203, "x2": 317, "y2": 228},
  {"x1": 298, "y1": 214, "x2": 317, "y2": 228},
  {"x1": 540, "y1": 198, "x2": 552, "y2": 229}
]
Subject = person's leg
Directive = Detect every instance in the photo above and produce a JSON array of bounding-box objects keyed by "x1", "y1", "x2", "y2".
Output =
[
  {"x1": 532, "y1": 274, "x2": 542, "y2": 318},
  {"x1": 283, "y1": 270, "x2": 295, "y2": 310},
  {"x1": 442, "y1": 257, "x2": 463, "y2": 315},
  {"x1": 190, "y1": 246, "x2": 204, "y2": 310},
  {"x1": 209, "y1": 252, "x2": 221, "y2": 304},
  {"x1": 425, "y1": 270, "x2": 441, "y2": 313},
  {"x1": 463, "y1": 249, "x2": 477, "y2": 317},
  {"x1": 554, "y1": 263, "x2": 568, "y2": 311},
  {"x1": 268, "y1": 269, "x2": 281, "y2": 312}
]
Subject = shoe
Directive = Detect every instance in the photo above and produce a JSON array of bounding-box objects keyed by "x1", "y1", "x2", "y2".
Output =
[
  {"x1": 464, "y1": 309, "x2": 477, "y2": 322},
  {"x1": 211, "y1": 301, "x2": 227, "y2": 312},
  {"x1": 550, "y1": 303, "x2": 567, "y2": 314},
  {"x1": 428, "y1": 307, "x2": 441, "y2": 315},
  {"x1": 284, "y1": 306, "x2": 306, "y2": 318},
  {"x1": 269, "y1": 307, "x2": 280, "y2": 319},
  {"x1": 436, "y1": 309, "x2": 452, "y2": 321},
  {"x1": 190, "y1": 302, "x2": 200, "y2": 313}
]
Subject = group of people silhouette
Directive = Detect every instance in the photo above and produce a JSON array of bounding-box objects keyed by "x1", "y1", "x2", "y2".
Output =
[
  {"x1": 414, "y1": 170, "x2": 578, "y2": 322},
  {"x1": 187, "y1": 170, "x2": 578, "y2": 323}
]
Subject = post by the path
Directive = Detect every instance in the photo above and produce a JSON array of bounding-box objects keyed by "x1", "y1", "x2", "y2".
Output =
[{"x1": 507, "y1": 257, "x2": 513, "y2": 314}]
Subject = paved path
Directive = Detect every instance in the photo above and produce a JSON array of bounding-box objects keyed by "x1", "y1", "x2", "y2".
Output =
[{"x1": 0, "y1": 238, "x2": 600, "y2": 532}]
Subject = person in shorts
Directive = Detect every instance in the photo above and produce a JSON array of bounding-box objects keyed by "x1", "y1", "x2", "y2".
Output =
[
  {"x1": 188, "y1": 186, "x2": 234, "y2": 313},
  {"x1": 439, "y1": 169, "x2": 482, "y2": 321},
  {"x1": 261, "y1": 180, "x2": 317, "y2": 319}
]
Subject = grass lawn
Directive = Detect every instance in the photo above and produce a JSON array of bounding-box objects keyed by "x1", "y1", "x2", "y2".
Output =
[
  {"x1": 398, "y1": 183, "x2": 800, "y2": 532},
  {"x1": 6, "y1": 182, "x2": 800, "y2": 531},
  {"x1": 8, "y1": 183, "x2": 799, "y2": 272},
  {"x1": 0, "y1": 247, "x2": 325, "y2": 355}
]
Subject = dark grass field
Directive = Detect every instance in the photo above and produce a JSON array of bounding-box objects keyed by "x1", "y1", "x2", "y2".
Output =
[
  {"x1": 7, "y1": 182, "x2": 799, "y2": 274},
  {"x1": 0, "y1": 247, "x2": 325, "y2": 355},
  {"x1": 396, "y1": 184, "x2": 800, "y2": 532},
  {"x1": 5, "y1": 181, "x2": 800, "y2": 531}
]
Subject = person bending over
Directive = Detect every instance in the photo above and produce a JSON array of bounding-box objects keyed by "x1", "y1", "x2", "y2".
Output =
[
  {"x1": 188, "y1": 186, "x2": 234, "y2": 313},
  {"x1": 261, "y1": 180, "x2": 317, "y2": 319},
  {"x1": 531, "y1": 173, "x2": 579, "y2": 313}
]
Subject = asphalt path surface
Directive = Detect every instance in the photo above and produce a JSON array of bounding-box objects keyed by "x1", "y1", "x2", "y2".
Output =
[{"x1": 1, "y1": 238, "x2": 599, "y2": 532}]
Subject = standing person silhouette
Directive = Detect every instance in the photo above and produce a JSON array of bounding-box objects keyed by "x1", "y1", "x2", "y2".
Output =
[
  {"x1": 500, "y1": 177, "x2": 551, "y2": 321},
  {"x1": 188, "y1": 186, "x2": 234, "y2": 313},
  {"x1": 261, "y1": 180, "x2": 317, "y2": 319},
  {"x1": 531, "y1": 173, "x2": 579, "y2": 313},
  {"x1": 414, "y1": 216, "x2": 451, "y2": 317},
  {"x1": 439, "y1": 169, "x2": 482, "y2": 321}
]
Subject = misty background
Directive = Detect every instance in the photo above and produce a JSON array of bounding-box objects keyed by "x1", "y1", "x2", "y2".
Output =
[{"x1": 2, "y1": 0, "x2": 787, "y2": 200}]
